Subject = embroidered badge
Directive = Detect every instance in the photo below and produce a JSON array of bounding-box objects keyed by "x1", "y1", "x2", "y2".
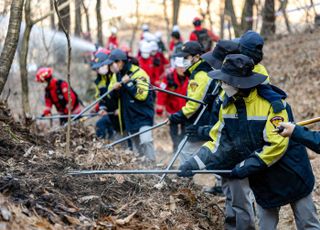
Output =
[
  {"x1": 270, "y1": 116, "x2": 284, "y2": 128},
  {"x1": 190, "y1": 82, "x2": 198, "y2": 92}
]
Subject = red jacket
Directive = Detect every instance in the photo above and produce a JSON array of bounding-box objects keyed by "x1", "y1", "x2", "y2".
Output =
[
  {"x1": 157, "y1": 68, "x2": 188, "y2": 115},
  {"x1": 189, "y1": 25, "x2": 220, "y2": 43},
  {"x1": 151, "y1": 52, "x2": 169, "y2": 86},
  {"x1": 43, "y1": 78, "x2": 81, "y2": 115},
  {"x1": 106, "y1": 35, "x2": 118, "y2": 49},
  {"x1": 138, "y1": 56, "x2": 154, "y2": 80}
]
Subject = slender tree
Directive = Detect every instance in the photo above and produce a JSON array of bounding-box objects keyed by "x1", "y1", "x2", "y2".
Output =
[
  {"x1": 261, "y1": 0, "x2": 276, "y2": 38},
  {"x1": 0, "y1": 0, "x2": 24, "y2": 95},
  {"x1": 57, "y1": 0, "x2": 70, "y2": 32},
  {"x1": 74, "y1": 0, "x2": 82, "y2": 36},
  {"x1": 172, "y1": 0, "x2": 180, "y2": 26},
  {"x1": 96, "y1": 0, "x2": 103, "y2": 46}
]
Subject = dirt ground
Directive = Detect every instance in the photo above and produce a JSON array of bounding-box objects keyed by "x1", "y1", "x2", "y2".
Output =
[{"x1": 1, "y1": 28, "x2": 320, "y2": 229}]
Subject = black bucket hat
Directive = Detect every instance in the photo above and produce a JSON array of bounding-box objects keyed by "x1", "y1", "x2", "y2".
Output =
[
  {"x1": 175, "y1": 41, "x2": 204, "y2": 58},
  {"x1": 208, "y1": 54, "x2": 267, "y2": 89},
  {"x1": 201, "y1": 40, "x2": 239, "y2": 69}
]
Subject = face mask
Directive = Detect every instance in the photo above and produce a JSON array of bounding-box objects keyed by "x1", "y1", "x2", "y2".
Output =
[
  {"x1": 110, "y1": 62, "x2": 120, "y2": 73},
  {"x1": 183, "y1": 58, "x2": 192, "y2": 69},
  {"x1": 98, "y1": 65, "x2": 108, "y2": 75},
  {"x1": 141, "y1": 52, "x2": 150, "y2": 59},
  {"x1": 221, "y1": 82, "x2": 239, "y2": 97}
]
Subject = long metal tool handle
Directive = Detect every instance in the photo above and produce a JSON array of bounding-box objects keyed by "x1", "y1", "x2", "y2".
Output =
[
  {"x1": 64, "y1": 88, "x2": 116, "y2": 127},
  {"x1": 36, "y1": 112, "x2": 101, "y2": 120},
  {"x1": 139, "y1": 81, "x2": 205, "y2": 105},
  {"x1": 68, "y1": 169, "x2": 232, "y2": 175},
  {"x1": 274, "y1": 116, "x2": 320, "y2": 132},
  {"x1": 159, "y1": 82, "x2": 221, "y2": 183},
  {"x1": 104, "y1": 119, "x2": 169, "y2": 148}
]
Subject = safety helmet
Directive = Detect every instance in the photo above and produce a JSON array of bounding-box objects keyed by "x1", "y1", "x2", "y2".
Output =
[
  {"x1": 193, "y1": 17, "x2": 202, "y2": 26},
  {"x1": 35, "y1": 67, "x2": 53, "y2": 82}
]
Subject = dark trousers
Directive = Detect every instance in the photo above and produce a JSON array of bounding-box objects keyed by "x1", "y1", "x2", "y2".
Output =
[
  {"x1": 169, "y1": 122, "x2": 185, "y2": 152},
  {"x1": 96, "y1": 115, "x2": 114, "y2": 139}
]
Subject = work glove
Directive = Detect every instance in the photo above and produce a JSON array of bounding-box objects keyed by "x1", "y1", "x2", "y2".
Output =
[
  {"x1": 185, "y1": 124, "x2": 199, "y2": 136},
  {"x1": 177, "y1": 158, "x2": 199, "y2": 177},
  {"x1": 169, "y1": 111, "x2": 186, "y2": 124}
]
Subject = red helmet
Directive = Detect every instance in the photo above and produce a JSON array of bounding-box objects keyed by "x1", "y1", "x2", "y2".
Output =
[
  {"x1": 193, "y1": 17, "x2": 202, "y2": 26},
  {"x1": 35, "y1": 67, "x2": 53, "y2": 82}
]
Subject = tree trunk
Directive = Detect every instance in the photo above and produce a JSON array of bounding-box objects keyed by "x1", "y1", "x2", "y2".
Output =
[
  {"x1": 50, "y1": 0, "x2": 55, "y2": 29},
  {"x1": 57, "y1": 0, "x2": 70, "y2": 32},
  {"x1": 0, "y1": 0, "x2": 24, "y2": 95},
  {"x1": 129, "y1": 0, "x2": 139, "y2": 50},
  {"x1": 219, "y1": 0, "x2": 226, "y2": 39},
  {"x1": 96, "y1": 0, "x2": 103, "y2": 46},
  {"x1": 163, "y1": 0, "x2": 170, "y2": 46},
  {"x1": 74, "y1": 0, "x2": 82, "y2": 36},
  {"x1": 19, "y1": 0, "x2": 33, "y2": 120},
  {"x1": 240, "y1": 0, "x2": 254, "y2": 32},
  {"x1": 172, "y1": 0, "x2": 180, "y2": 26},
  {"x1": 261, "y1": 0, "x2": 275, "y2": 38},
  {"x1": 278, "y1": 0, "x2": 291, "y2": 34},
  {"x1": 81, "y1": 0, "x2": 91, "y2": 41},
  {"x1": 206, "y1": 0, "x2": 213, "y2": 30},
  {"x1": 225, "y1": 0, "x2": 241, "y2": 37}
]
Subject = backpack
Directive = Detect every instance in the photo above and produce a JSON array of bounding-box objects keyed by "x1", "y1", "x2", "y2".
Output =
[{"x1": 194, "y1": 29, "x2": 212, "y2": 52}]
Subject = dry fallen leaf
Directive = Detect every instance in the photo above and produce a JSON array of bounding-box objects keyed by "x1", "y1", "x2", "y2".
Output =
[{"x1": 115, "y1": 211, "x2": 137, "y2": 225}]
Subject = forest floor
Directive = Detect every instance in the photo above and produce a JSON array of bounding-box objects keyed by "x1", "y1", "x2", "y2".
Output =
[{"x1": 1, "y1": 28, "x2": 320, "y2": 229}]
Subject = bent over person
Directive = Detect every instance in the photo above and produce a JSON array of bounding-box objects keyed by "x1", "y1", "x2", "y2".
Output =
[{"x1": 178, "y1": 54, "x2": 320, "y2": 230}]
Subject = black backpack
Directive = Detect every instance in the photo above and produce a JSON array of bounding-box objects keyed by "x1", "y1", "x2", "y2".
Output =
[{"x1": 194, "y1": 29, "x2": 212, "y2": 52}]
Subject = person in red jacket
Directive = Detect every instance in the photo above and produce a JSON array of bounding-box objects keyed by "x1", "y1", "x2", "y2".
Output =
[
  {"x1": 138, "y1": 41, "x2": 154, "y2": 78},
  {"x1": 35, "y1": 67, "x2": 82, "y2": 125},
  {"x1": 150, "y1": 41, "x2": 169, "y2": 87},
  {"x1": 189, "y1": 17, "x2": 220, "y2": 52},
  {"x1": 156, "y1": 57, "x2": 188, "y2": 151},
  {"x1": 106, "y1": 27, "x2": 119, "y2": 50}
]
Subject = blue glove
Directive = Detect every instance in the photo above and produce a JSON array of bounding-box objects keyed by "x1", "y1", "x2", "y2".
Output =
[
  {"x1": 169, "y1": 111, "x2": 186, "y2": 124},
  {"x1": 185, "y1": 125, "x2": 199, "y2": 136},
  {"x1": 177, "y1": 159, "x2": 199, "y2": 177}
]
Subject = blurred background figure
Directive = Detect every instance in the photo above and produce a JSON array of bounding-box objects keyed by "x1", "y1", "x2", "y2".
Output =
[{"x1": 106, "y1": 27, "x2": 119, "y2": 50}]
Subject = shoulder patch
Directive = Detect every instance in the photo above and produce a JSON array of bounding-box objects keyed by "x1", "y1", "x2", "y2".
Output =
[
  {"x1": 189, "y1": 81, "x2": 199, "y2": 92},
  {"x1": 270, "y1": 116, "x2": 284, "y2": 128},
  {"x1": 138, "y1": 76, "x2": 147, "y2": 82}
]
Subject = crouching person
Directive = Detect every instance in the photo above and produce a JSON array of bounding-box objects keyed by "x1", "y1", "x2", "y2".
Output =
[
  {"x1": 105, "y1": 49, "x2": 156, "y2": 162},
  {"x1": 178, "y1": 54, "x2": 320, "y2": 230}
]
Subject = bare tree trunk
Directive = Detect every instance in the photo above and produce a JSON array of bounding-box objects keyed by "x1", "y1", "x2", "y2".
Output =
[
  {"x1": 219, "y1": 0, "x2": 226, "y2": 39},
  {"x1": 206, "y1": 0, "x2": 213, "y2": 30},
  {"x1": 81, "y1": 0, "x2": 91, "y2": 41},
  {"x1": 278, "y1": 0, "x2": 291, "y2": 34},
  {"x1": 172, "y1": 0, "x2": 180, "y2": 26},
  {"x1": 225, "y1": 0, "x2": 241, "y2": 37},
  {"x1": 163, "y1": 0, "x2": 170, "y2": 46},
  {"x1": 261, "y1": 0, "x2": 275, "y2": 38},
  {"x1": 0, "y1": 0, "x2": 24, "y2": 95},
  {"x1": 74, "y1": 0, "x2": 82, "y2": 36},
  {"x1": 96, "y1": 0, "x2": 103, "y2": 46},
  {"x1": 54, "y1": 0, "x2": 72, "y2": 156},
  {"x1": 240, "y1": 0, "x2": 254, "y2": 32},
  {"x1": 130, "y1": 0, "x2": 140, "y2": 51},
  {"x1": 57, "y1": 0, "x2": 70, "y2": 32},
  {"x1": 50, "y1": 0, "x2": 55, "y2": 30},
  {"x1": 19, "y1": 0, "x2": 32, "y2": 120}
]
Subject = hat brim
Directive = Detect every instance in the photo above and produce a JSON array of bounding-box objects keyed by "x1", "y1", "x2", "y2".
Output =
[
  {"x1": 174, "y1": 51, "x2": 190, "y2": 58},
  {"x1": 201, "y1": 52, "x2": 222, "y2": 69},
  {"x1": 91, "y1": 62, "x2": 103, "y2": 70},
  {"x1": 102, "y1": 59, "x2": 115, "y2": 65},
  {"x1": 208, "y1": 70, "x2": 267, "y2": 89}
]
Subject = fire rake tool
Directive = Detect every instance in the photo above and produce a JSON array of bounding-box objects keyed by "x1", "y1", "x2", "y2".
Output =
[
  {"x1": 68, "y1": 169, "x2": 232, "y2": 176},
  {"x1": 104, "y1": 119, "x2": 169, "y2": 149}
]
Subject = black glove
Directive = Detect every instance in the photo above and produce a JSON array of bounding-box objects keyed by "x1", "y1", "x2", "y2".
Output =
[
  {"x1": 169, "y1": 111, "x2": 186, "y2": 124},
  {"x1": 177, "y1": 159, "x2": 199, "y2": 177},
  {"x1": 153, "y1": 57, "x2": 161, "y2": 66},
  {"x1": 185, "y1": 125, "x2": 199, "y2": 136}
]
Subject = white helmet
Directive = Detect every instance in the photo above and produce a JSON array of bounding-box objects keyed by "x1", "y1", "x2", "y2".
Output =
[
  {"x1": 140, "y1": 41, "x2": 152, "y2": 53},
  {"x1": 142, "y1": 23, "x2": 149, "y2": 32},
  {"x1": 172, "y1": 25, "x2": 180, "y2": 32},
  {"x1": 143, "y1": 32, "x2": 157, "y2": 42},
  {"x1": 110, "y1": 27, "x2": 117, "y2": 34},
  {"x1": 155, "y1": 31, "x2": 162, "y2": 40}
]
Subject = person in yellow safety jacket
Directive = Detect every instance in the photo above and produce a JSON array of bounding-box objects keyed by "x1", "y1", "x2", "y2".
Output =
[
  {"x1": 90, "y1": 49, "x2": 120, "y2": 139},
  {"x1": 104, "y1": 49, "x2": 155, "y2": 162},
  {"x1": 168, "y1": 41, "x2": 218, "y2": 164},
  {"x1": 178, "y1": 54, "x2": 320, "y2": 230}
]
